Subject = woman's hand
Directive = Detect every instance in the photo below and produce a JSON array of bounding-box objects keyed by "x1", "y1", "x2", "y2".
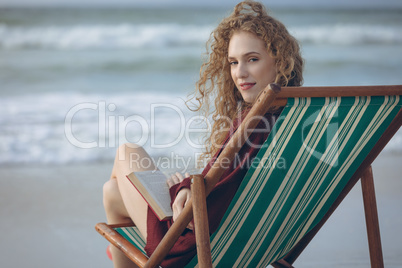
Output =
[
  {"x1": 166, "y1": 172, "x2": 189, "y2": 188},
  {"x1": 166, "y1": 172, "x2": 194, "y2": 230}
]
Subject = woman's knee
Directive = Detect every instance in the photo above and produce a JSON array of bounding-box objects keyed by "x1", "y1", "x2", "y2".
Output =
[
  {"x1": 103, "y1": 179, "x2": 121, "y2": 210},
  {"x1": 115, "y1": 143, "x2": 155, "y2": 171},
  {"x1": 103, "y1": 179, "x2": 132, "y2": 223},
  {"x1": 116, "y1": 143, "x2": 141, "y2": 159}
]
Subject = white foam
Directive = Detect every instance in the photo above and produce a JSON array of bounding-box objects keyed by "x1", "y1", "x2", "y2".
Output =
[
  {"x1": 0, "y1": 92, "x2": 203, "y2": 165},
  {"x1": 1, "y1": 92, "x2": 401, "y2": 165},
  {"x1": 291, "y1": 24, "x2": 402, "y2": 45},
  {"x1": 1, "y1": 23, "x2": 401, "y2": 50},
  {"x1": 0, "y1": 23, "x2": 213, "y2": 50}
]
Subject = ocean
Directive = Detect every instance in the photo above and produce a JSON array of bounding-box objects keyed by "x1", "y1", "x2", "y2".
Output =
[
  {"x1": 1, "y1": 6, "x2": 402, "y2": 166},
  {"x1": 1, "y1": 6, "x2": 402, "y2": 268}
]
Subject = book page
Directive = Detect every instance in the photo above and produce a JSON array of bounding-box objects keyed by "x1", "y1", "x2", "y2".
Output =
[{"x1": 133, "y1": 170, "x2": 173, "y2": 217}]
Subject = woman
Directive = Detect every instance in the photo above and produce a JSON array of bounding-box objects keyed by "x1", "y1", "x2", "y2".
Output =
[{"x1": 103, "y1": 1, "x2": 303, "y2": 267}]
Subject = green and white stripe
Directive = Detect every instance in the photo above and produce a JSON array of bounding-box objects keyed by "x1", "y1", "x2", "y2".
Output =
[
  {"x1": 208, "y1": 97, "x2": 311, "y2": 264},
  {"x1": 115, "y1": 226, "x2": 147, "y2": 256},
  {"x1": 114, "y1": 95, "x2": 401, "y2": 268},
  {"x1": 188, "y1": 95, "x2": 401, "y2": 267}
]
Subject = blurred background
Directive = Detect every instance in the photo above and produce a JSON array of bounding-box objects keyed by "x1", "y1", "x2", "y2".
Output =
[{"x1": 0, "y1": 0, "x2": 401, "y2": 267}]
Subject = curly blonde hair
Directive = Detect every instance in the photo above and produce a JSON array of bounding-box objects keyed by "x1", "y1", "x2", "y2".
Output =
[{"x1": 190, "y1": 0, "x2": 303, "y2": 164}]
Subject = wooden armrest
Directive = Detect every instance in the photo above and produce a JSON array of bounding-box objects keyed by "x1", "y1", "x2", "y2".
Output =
[
  {"x1": 191, "y1": 174, "x2": 213, "y2": 268},
  {"x1": 95, "y1": 222, "x2": 149, "y2": 267}
]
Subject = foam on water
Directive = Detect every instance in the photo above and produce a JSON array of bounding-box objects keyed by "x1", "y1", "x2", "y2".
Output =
[
  {"x1": 0, "y1": 92, "x2": 401, "y2": 165},
  {"x1": 1, "y1": 23, "x2": 402, "y2": 50},
  {"x1": 0, "y1": 92, "x2": 205, "y2": 165},
  {"x1": 0, "y1": 23, "x2": 213, "y2": 50},
  {"x1": 292, "y1": 24, "x2": 402, "y2": 45},
  {"x1": 1, "y1": 7, "x2": 401, "y2": 165}
]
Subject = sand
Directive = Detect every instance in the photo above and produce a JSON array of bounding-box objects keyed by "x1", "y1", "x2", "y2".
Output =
[
  {"x1": 0, "y1": 152, "x2": 401, "y2": 268},
  {"x1": 0, "y1": 162, "x2": 112, "y2": 268}
]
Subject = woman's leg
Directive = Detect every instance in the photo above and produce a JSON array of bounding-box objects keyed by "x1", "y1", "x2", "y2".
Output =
[{"x1": 103, "y1": 143, "x2": 157, "y2": 268}]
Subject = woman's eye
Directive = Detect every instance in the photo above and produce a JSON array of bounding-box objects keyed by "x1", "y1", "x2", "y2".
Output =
[
  {"x1": 229, "y1": 61, "x2": 238, "y2": 65},
  {"x1": 249, "y1": 58, "x2": 259, "y2": 62}
]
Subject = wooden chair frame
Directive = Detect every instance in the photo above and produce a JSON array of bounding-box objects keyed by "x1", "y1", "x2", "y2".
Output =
[{"x1": 96, "y1": 84, "x2": 402, "y2": 268}]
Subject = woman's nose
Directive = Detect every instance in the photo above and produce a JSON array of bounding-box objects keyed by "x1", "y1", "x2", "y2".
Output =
[{"x1": 236, "y1": 62, "x2": 248, "y2": 78}]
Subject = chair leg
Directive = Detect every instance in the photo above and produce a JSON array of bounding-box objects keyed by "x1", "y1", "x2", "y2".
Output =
[
  {"x1": 361, "y1": 166, "x2": 384, "y2": 268},
  {"x1": 191, "y1": 174, "x2": 213, "y2": 268},
  {"x1": 271, "y1": 259, "x2": 295, "y2": 268}
]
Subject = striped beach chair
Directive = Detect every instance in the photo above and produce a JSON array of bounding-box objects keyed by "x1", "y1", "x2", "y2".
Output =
[{"x1": 96, "y1": 85, "x2": 402, "y2": 268}]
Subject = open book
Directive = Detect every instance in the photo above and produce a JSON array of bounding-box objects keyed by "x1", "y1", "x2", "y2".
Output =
[{"x1": 126, "y1": 170, "x2": 173, "y2": 221}]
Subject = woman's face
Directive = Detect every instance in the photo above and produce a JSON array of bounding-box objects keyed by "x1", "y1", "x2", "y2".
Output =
[{"x1": 228, "y1": 31, "x2": 277, "y2": 103}]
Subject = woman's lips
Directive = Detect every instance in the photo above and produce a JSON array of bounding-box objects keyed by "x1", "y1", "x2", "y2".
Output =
[{"x1": 239, "y1": 82, "x2": 256, "y2": 91}]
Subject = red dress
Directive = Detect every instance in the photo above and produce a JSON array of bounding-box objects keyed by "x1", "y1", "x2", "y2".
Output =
[{"x1": 145, "y1": 113, "x2": 277, "y2": 267}]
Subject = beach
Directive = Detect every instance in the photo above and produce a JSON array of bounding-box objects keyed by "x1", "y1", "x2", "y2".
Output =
[
  {"x1": 1, "y1": 5, "x2": 402, "y2": 268},
  {"x1": 0, "y1": 162, "x2": 112, "y2": 268},
  {"x1": 0, "y1": 152, "x2": 401, "y2": 267}
]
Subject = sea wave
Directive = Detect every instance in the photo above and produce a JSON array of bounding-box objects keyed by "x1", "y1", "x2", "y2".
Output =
[
  {"x1": 0, "y1": 23, "x2": 213, "y2": 50},
  {"x1": 0, "y1": 92, "x2": 401, "y2": 165},
  {"x1": 0, "y1": 92, "x2": 204, "y2": 165},
  {"x1": 292, "y1": 24, "x2": 402, "y2": 45},
  {"x1": 1, "y1": 23, "x2": 401, "y2": 50}
]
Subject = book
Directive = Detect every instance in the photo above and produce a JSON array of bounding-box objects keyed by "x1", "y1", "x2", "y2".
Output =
[{"x1": 126, "y1": 170, "x2": 173, "y2": 221}]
